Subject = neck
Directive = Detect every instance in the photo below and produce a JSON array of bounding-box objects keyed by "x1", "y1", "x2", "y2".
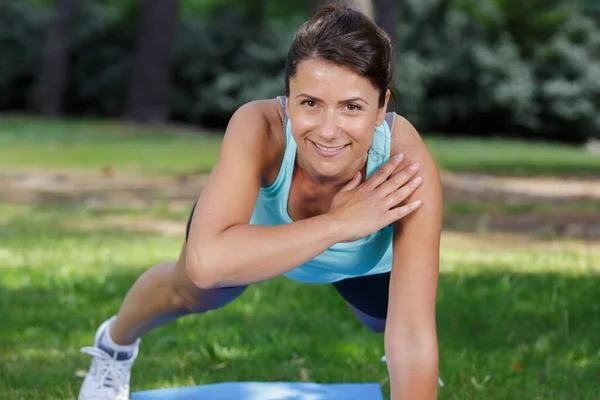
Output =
[{"x1": 295, "y1": 154, "x2": 368, "y2": 193}]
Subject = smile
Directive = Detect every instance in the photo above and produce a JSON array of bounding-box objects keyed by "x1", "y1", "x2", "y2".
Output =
[{"x1": 310, "y1": 141, "x2": 349, "y2": 156}]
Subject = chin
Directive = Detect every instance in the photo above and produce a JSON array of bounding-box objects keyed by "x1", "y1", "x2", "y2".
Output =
[{"x1": 309, "y1": 158, "x2": 350, "y2": 179}]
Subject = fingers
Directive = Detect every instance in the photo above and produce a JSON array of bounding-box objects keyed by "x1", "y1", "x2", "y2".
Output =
[
  {"x1": 382, "y1": 174, "x2": 422, "y2": 209},
  {"x1": 385, "y1": 200, "x2": 422, "y2": 224},
  {"x1": 376, "y1": 162, "x2": 421, "y2": 198},
  {"x1": 363, "y1": 153, "x2": 404, "y2": 190}
]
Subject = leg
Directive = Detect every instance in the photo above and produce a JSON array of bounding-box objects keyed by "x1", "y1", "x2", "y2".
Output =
[
  {"x1": 79, "y1": 203, "x2": 246, "y2": 400},
  {"x1": 345, "y1": 301, "x2": 386, "y2": 334},
  {"x1": 333, "y1": 272, "x2": 390, "y2": 333},
  {"x1": 109, "y1": 241, "x2": 247, "y2": 345},
  {"x1": 109, "y1": 199, "x2": 246, "y2": 345}
]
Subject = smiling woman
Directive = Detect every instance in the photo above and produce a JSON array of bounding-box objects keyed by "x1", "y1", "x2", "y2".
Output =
[{"x1": 77, "y1": 4, "x2": 443, "y2": 400}]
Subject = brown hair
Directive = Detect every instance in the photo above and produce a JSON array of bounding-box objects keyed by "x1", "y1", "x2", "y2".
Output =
[{"x1": 284, "y1": 3, "x2": 394, "y2": 108}]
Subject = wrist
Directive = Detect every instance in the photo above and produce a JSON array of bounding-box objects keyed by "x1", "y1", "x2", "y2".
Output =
[{"x1": 319, "y1": 212, "x2": 347, "y2": 244}]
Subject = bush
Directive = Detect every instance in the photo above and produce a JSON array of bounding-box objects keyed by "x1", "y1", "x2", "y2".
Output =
[
  {"x1": 0, "y1": 2, "x2": 46, "y2": 110},
  {"x1": 393, "y1": 0, "x2": 600, "y2": 142},
  {"x1": 2, "y1": 0, "x2": 599, "y2": 142}
]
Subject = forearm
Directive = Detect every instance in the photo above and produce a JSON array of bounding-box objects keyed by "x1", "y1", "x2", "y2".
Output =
[
  {"x1": 385, "y1": 333, "x2": 439, "y2": 400},
  {"x1": 187, "y1": 214, "x2": 340, "y2": 287}
]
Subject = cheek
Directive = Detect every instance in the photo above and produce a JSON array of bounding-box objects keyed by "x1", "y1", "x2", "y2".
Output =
[
  {"x1": 345, "y1": 119, "x2": 377, "y2": 142},
  {"x1": 290, "y1": 111, "x2": 319, "y2": 133}
]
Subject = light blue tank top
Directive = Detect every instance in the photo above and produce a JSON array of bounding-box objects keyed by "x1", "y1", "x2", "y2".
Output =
[{"x1": 249, "y1": 96, "x2": 396, "y2": 283}]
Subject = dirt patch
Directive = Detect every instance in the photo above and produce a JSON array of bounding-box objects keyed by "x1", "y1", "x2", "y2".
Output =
[
  {"x1": 440, "y1": 171, "x2": 600, "y2": 201},
  {"x1": 65, "y1": 215, "x2": 186, "y2": 237},
  {"x1": 0, "y1": 169, "x2": 207, "y2": 211},
  {"x1": 1, "y1": 168, "x2": 599, "y2": 239}
]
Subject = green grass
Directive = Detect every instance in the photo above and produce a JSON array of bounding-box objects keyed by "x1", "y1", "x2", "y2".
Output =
[
  {"x1": 1, "y1": 116, "x2": 599, "y2": 176},
  {"x1": 1, "y1": 203, "x2": 599, "y2": 399},
  {"x1": 424, "y1": 136, "x2": 600, "y2": 176},
  {"x1": 0, "y1": 117, "x2": 223, "y2": 176},
  {"x1": 1, "y1": 116, "x2": 600, "y2": 398}
]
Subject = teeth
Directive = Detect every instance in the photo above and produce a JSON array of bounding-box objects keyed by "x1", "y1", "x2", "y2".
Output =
[{"x1": 314, "y1": 143, "x2": 346, "y2": 152}]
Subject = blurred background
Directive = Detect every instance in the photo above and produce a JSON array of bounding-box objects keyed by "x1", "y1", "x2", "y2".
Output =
[{"x1": 1, "y1": 1, "x2": 599, "y2": 399}]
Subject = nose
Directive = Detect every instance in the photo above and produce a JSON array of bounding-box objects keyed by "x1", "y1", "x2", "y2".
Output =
[{"x1": 318, "y1": 109, "x2": 341, "y2": 141}]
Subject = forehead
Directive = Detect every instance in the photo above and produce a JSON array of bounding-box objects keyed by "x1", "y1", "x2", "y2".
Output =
[{"x1": 289, "y1": 58, "x2": 378, "y2": 99}]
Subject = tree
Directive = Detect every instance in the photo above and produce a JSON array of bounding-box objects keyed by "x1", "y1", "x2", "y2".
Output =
[
  {"x1": 375, "y1": 0, "x2": 399, "y2": 112},
  {"x1": 375, "y1": 0, "x2": 398, "y2": 59},
  {"x1": 124, "y1": 0, "x2": 179, "y2": 124},
  {"x1": 309, "y1": 0, "x2": 374, "y2": 19},
  {"x1": 33, "y1": 0, "x2": 79, "y2": 116}
]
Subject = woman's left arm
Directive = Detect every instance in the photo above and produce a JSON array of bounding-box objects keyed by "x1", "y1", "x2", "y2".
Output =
[{"x1": 386, "y1": 116, "x2": 443, "y2": 400}]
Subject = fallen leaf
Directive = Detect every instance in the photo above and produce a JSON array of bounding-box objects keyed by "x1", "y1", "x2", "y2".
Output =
[
  {"x1": 510, "y1": 361, "x2": 524, "y2": 372},
  {"x1": 211, "y1": 362, "x2": 227, "y2": 370},
  {"x1": 101, "y1": 165, "x2": 113, "y2": 178}
]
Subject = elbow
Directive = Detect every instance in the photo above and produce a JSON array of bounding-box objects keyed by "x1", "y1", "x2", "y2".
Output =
[{"x1": 185, "y1": 246, "x2": 221, "y2": 290}]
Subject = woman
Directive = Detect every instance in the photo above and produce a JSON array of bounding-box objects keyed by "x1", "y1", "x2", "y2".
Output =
[{"x1": 78, "y1": 5, "x2": 442, "y2": 400}]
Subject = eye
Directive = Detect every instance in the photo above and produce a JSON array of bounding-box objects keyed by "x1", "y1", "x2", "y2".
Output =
[
  {"x1": 301, "y1": 100, "x2": 317, "y2": 108},
  {"x1": 346, "y1": 103, "x2": 361, "y2": 111}
]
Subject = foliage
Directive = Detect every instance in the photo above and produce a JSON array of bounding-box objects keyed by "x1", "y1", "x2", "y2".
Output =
[
  {"x1": 0, "y1": 2, "x2": 47, "y2": 110},
  {"x1": 3, "y1": 0, "x2": 600, "y2": 142},
  {"x1": 393, "y1": 0, "x2": 600, "y2": 142}
]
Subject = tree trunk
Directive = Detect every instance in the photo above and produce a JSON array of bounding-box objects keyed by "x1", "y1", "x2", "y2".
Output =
[
  {"x1": 375, "y1": 0, "x2": 398, "y2": 60},
  {"x1": 343, "y1": 0, "x2": 374, "y2": 19},
  {"x1": 375, "y1": 0, "x2": 398, "y2": 111},
  {"x1": 124, "y1": 0, "x2": 179, "y2": 124},
  {"x1": 308, "y1": 0, "x2": 374, "y2": 19},
  {"x1": 33, "y1": 0, "x2": 79, "y2": 116}
]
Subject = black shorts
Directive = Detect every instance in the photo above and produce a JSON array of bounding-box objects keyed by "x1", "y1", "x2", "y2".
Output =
[{"x1": 185, "y1": 202, "x2": 390, "y2": 319}]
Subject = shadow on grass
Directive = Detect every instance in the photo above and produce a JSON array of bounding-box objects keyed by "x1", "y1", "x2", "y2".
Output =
[
  {"x1": 1, "y1": 214, "x2": 599, "y2": 398},
  {"x1": 2, "y1": 267, "x2": 600, "y2": 399}
]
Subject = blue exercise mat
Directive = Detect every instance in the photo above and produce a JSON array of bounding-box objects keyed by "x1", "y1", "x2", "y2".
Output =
[{"x1": 132, "y1": 382, "x2": 384, "y2": 400}]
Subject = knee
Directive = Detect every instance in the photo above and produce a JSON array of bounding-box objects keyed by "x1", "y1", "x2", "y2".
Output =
[
  {"x1": 170, "y1": 284, "x2": 247, "y2": 314},
  {"x1": 365, "y1": 319, "x2": 386, "y2": 334},
  {"x1": 347, "y1": 302, "x2": 386, "y2": 333}
]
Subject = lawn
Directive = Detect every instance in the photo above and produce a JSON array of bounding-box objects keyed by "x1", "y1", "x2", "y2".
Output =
[
  {"x1": 1, "y1": 116, "x2": 599, "y2": 177},
  {"x1": 1, "y1": 117, "x2": 599, "y2": 399}
]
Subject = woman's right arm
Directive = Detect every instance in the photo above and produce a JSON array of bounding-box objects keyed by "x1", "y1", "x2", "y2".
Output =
[{"x1": 186, "y1": 101, "x2": 421, "y2": 289}]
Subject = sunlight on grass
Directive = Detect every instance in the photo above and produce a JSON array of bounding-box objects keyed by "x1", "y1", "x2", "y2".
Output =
[
  {"x1": 1, "y1": 116, "x2": 599, "y2": 176},
  {"x1": 0, "y1": 116, "x2": 223, "y2": 175},
  {"x1": 1, "y1": 117, "x2": 600, "y2": 399},
  {"x1": 424, "y1": 136, "x2": 600, "y2": 176}
]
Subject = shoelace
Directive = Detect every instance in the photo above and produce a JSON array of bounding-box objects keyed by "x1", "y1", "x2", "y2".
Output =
[{"x1": 80, "y1": 346, "x2": 131, "y2": 397}]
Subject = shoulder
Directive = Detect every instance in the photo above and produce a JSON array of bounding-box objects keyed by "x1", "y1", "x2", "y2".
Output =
[
  {"x1": 223, "y1": 98, "x2": 286, "y2": 184},
  {"x1": 389, "y1": 114, "x2": 443, "y2": 230},
  {"x1": 389, "y1": 114, "x2": 439, "y2": 184},
  {"x1": 226, "y1": 98, "x2": 283, "y2": 142}
]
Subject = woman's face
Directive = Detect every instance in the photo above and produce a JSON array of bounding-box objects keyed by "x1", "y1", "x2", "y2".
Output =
[{"x1": 287, "y1": 58, "x2": 389, "y2": 182}]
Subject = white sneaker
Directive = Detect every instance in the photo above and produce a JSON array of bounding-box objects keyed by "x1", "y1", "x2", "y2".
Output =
[{"x1": 78, "y1": 317, "x2": 140, "y2": 400}]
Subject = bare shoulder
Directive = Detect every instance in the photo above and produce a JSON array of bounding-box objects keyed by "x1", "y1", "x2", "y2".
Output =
[
  {"x1": 389, "y1": 114, "x2": 443, "y2": 222},
  {"x1": 223, "y1": 98, "x2": 285, "y2": 186},
  {"x1": 389, "y1": 115, "x2": 431, "y2": 163},
  {"x1": 226, "y1": 98, "x2": 281, "y2": 143},
  {"x1": 389, "y1": 114, "x2": 439, "y2": 181}
]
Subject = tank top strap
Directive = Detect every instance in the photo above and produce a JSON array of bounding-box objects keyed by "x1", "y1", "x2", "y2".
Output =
[
  {"x1": 384, "y1": 111, "x2": 395, "y2": 132},
  {"x1": 278, "y1": 96, "x2": 289, "y2": 135},
  {"x1": 365, "y1": 112, "x2": 394, "y2": 178},
  {"x1": 260, "y1": 97, "x2": 295, "y2": 197}
]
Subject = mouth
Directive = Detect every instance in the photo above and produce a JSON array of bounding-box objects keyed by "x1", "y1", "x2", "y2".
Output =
[{"x1": 310, "y1": 140, "x2": 349, "y2": 157}]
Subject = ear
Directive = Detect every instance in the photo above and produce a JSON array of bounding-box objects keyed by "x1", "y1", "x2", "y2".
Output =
[{"x1": 376, "y1": 89, "x2": 392, "y2": 126}]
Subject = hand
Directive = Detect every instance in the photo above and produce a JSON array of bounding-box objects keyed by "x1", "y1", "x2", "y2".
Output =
[{"x1": 326, "y1": 154, "x2": 423, "y2": 242}]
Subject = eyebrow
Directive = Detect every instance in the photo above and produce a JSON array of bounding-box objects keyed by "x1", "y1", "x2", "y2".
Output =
[{"x1": 295, "y1": 94, "x2": 370, "y2": 105}]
